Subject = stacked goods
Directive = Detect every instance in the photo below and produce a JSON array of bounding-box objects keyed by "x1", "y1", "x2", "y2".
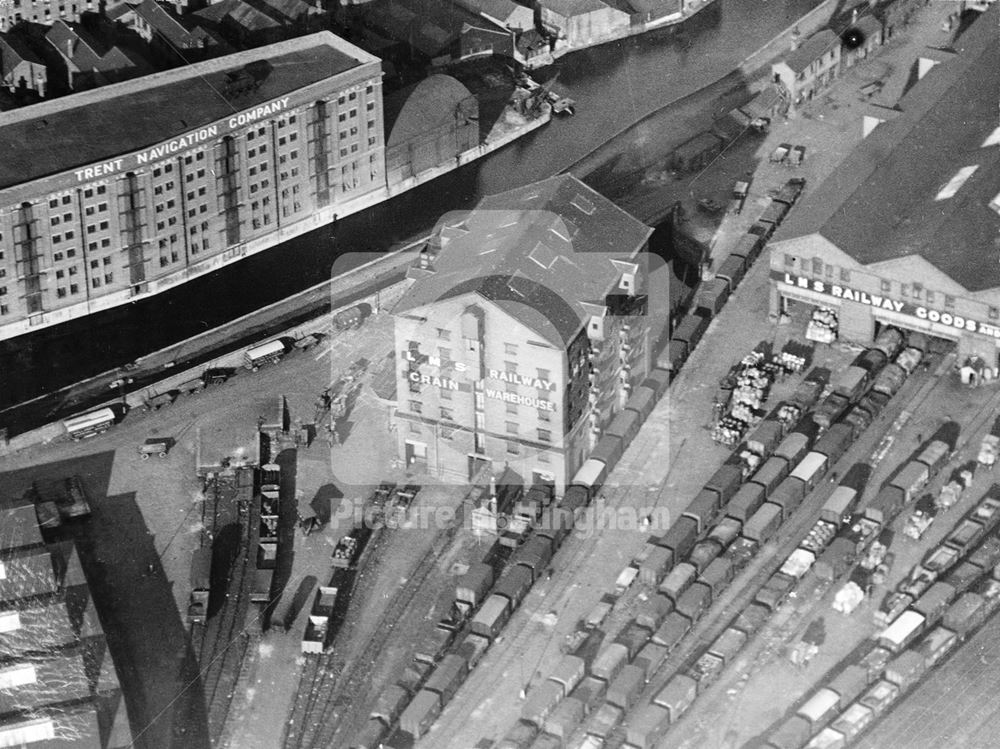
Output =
[
  {"x1": 331, "y1": 535, "x2": 359, "y2": 568},
  {"x1": 904, "y1": 495, "x2": 938, "y2": 540},
  {"x1": 806, "y1": 308, "x2": 838, "y2": 343},
  {"x1": 776, "y1": 401, "x2": 803, "y2": 429},
  {"x1": 779, "y1": 340, "x2": 812, "y2": 374},
  {"x1": 800, "y1": 520, "x2": 838, "y2": 555},
  {"x1": 712, "y1": 416, "x2": 747, "y2": 446}
]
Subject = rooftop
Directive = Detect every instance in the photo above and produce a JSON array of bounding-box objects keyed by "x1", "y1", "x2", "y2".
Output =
[
  {"x1": 0, "y1": 33, "x2": 45, "y2": 66},
  {"x1": 0, "y1": 32, "x2": 377, "y2": 191},
  {"x1": 773, "y1": 7, "x2": 1000, "y2": 293},
  {"x1": 0, "y1": 504, "x2": 43, "y2": 553},
  {"x1": 781, "y1": 29, "x2": 839, "y2": 73},
  {"x1": 454, "y1": 0, "x2": 529, "y2": 24},
  {"x1": 394, "y1": 175, "x2": 651, "y2": 345},
  {"x1": 383, "y1": 74, "x2": 475, "y2": 149},
  {"x1": 0, "y1": 551, "x2": 58, "y2": 603},
  {"x1": 540, "y1": 0, "x2": 613, "y2": 16}
]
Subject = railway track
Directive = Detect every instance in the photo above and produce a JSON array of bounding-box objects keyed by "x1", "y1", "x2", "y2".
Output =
[
  {"x1": 194, "y1": 473, "x2": 257, "y2": 747},
  {"x1": 315, "y1": 511, "x2": 466, "y2": 749}
]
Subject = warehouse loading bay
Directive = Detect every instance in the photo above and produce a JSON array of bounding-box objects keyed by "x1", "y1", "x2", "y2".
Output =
[{"x1": 419, "y1": 236, "x2": 1000, "y2": 749}]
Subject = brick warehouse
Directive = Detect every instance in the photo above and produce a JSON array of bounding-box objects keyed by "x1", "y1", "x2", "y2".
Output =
[
  {"x1": 0, "y1": 31, "x2": 384, "y2": 340},
  {"x1": 391, "y1": 175, "x2": 652, "y2": 493},
  {"x1": 768, "y1": 6, "x2": 1000, "y2": 366}
]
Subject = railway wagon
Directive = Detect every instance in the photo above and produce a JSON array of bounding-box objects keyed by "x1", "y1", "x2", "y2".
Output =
[
  {"x1": 588, "y1": 436, "x2": 623, "y2": 472},
  {"x1": 549, "y1": 655, "x2": 587, "y2": 697},
  {"x1": 625, "y1": 385, "x2": 658, "y2": 420},
  {"x1": 727, "y1": 483, "x2": 766, "y2": 523},
  {"x1": 747, "y1": 420, "x2": 786, "y2": 459},
  {"x1": 606, "y1": 408, "x2": 642, "y2": 446},
  {"x1": 652, "y1": 611, "x2": 691, "y2": 651},
  {"x1": 708, "y1": 627, "x2": 747, "y2": 666},
  {"x1": 766, "y1": 714, "x2": 812, "y2": 749},
  {"x1": 562, "y1": 486, "x2": 590, "y2": 514},
  {"x1": 791, "y1": 452, "x2": 828, "y2": 490},
  {"x1": 537, "y1": 506, "x2": 575, "y2": 547},
  {"x1": 751, "y1": 456, "x2": 791, "y2": 497},
  {"x1": 572, "y1": 460, "x2": 607, "y2": 501},
  {"x1": 544, "y1": 697, "x2": 585, "y2": 740},
  {"x1": 398, "y1": 689, "x2": 441, "y2": 739},
  {"x1": 705, "y1": 464, "x2": 744, "y2": 506},
  {"x1": 821, "y1": 487, "x2": 858, "y2": 527},
  {"x1": 831, "y1": 704, "x2": 874, "y2": 743},
  {"x1": 689, "y1": 539, "x2": 723, "y2": 573},
  {"x1": 797, "y1": 687, "x2": 841, "y2": 729},
  {"x1": 471, "y1": 594, "x2": 512, "y2": 641},
  {"x1": 371, "y1": 685, "x2": 410, "y2": 725},
  {"x1": 591, "y1": 642, "x2": 630, "y2": 683},
  {"x1": 758, "y1": 199, "x2": 791, "y2": 227},
  {"x1": 699, "y1": 556, "x2": 735, "y2": 598},
  {"x1": 607, "y1": 664, "x2": 646, "y2": 710},
  {"x1": 495, "y1": 565, "x2": 533, "y2": 609},
  {"x1": 456, "y1": 563, "x2": 495, "y2": 608},
  {"x1": 671, "y1": 312, "x2": 711, "y2": 352},
  {"x1": 708, "y1": 517, "x2": 742, "y2": 548},
  {"x1": 656, "y1": 517, "x2": 699, "y2": 563},
  {"x1": 730, "y1": 232, "x2": 765, "y2": 264},
  {"x1": 661, "y1": 340, "x2": 689, "y2": 372},
  {"x1": 878, "y1": 609, "x2": 926, "y2": 653},
  {"x1": 684, "y1": 490, "x2": 722, "y2": 534},
  {"x1": 635, "y1": 642, "x2": 668, "y2": 679},
  {"x1": 768, "y1": 477, "x2": 806, "y2": 518},
  {"x1": 639, "y1": 546, "x2": 673, "y2": 586},
  {"x1": 653, "y1": 673, "x2": 698, "y2": 722},
  {"x1": 625, "y1": 703, "x2": 671, "y2": 749},
  {"x1": 775, "y1": 431, "x2": 812, "y2": 466},
  {"x1": 674, "y1": 581, "x2": 713, "y2": 622},
  {"x1": 522, "y1": 680, "x2": 564, "y2": 728},
  {"x1": 642, "y1": 368, "x2": 672, "y2": 398},
  {"x1": 615, "y1": 622, "x2": 651, "y2": 660},
  {"x1": 743, "y1": 502, "x2": 783, "y2": 544},
  {"x1": 695, "y1": 278, "x2": 730, "y2": 317},
  {"x1": 659, "y1": 562, "x2": 697, "y2": 603},
  {"x1": 636, "y1": 594, "x2": 675, "y2": 632},
  {"x1": 424, "y1": 653, "x2": 469, "y2": 705},
  {"x1": 513, "y1": 535, "x2": 555, "y2": 582},
  {"x1": 715, "y1": 254, "x2": 747, "y2": 293},
  {"x1": 811, "y1": 422, "x2": 852, "y2": 464},
  {"x1": 585, "y1": 703, "x2": 623, "y2": 742},
  {"x1": 943, "y1": 591, "x2": 989, "y2": 637},
  {"x1": 497, "y1": 721, "x2": 538, "y2": 749}
]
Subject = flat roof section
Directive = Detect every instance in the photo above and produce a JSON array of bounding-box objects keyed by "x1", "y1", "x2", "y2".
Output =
[
  {"x1": 773, "y1": 7, "x2": 1000, "y2": 293},
  {"x1": 0, "y1": 32, "x2": 379, "y2": 191}
]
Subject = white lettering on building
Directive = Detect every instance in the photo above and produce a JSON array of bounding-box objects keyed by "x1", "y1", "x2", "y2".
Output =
[
  {"x1": 484, "y1": 389, "x2": 557, "y2": 411},
  {"x1": 73, "y1": 159, "x2": 123, "y2": 182},
  {"x1": 403, "y1": 349, "x2": 468, "y2": 372},
  {"x1": 408, "y1": 371, "x2": 459, "y2": 390},
  {"x1": 487, "y1": 368, "x2": 556, "y2": 392},
  {"x1": 228, "y1": 97, "x2": 291, "y2": 129},
  {"x1": 136, "y1": 126, "x2": 220, "y2": 164}
]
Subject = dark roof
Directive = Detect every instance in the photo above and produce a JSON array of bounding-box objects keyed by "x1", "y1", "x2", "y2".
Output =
[
  {"x1": 781, "y1": 29, "x2": 839, "y2": 73},
  {"x1": 454, "y1": 0, "x2": 528, "y2": 24},
  {"x1": 773, "y1": 8, "x2": 1000, "y2": 292},
  {"x1": 0, "y1": 601, "x2": 77, "y2": 659},
  {"x1": 394, "y1": 175, "x2": 651, "y2": 346},
  {"x1": 0, "y1": 33, "x2": 45, "y2": 66},
  {"x1": 0, "y1": 32, "x2": 375, "y2": 191},
  {"x1": 362, "y1": 0, "x2": 509, "y2": 57},
  {"x1": 134, "y1": 0, "x2": 200, "y2": 47},
  {"x1": 855, "y1": 15, "x2": 882, "y2": 37},
  {"x1": 0, "y1": 653, "x2": 90, "y2": 715},
  {"x1": 383, "y1": 74, "x2": 475, "y2": 149},
  {"x1": 541, "y1": 0, "x2": 612, "y2": 16}
]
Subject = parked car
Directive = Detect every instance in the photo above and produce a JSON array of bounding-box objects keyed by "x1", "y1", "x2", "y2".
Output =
[{"x1": 770, "y1": 143, "x2": 791, "y2": 163}]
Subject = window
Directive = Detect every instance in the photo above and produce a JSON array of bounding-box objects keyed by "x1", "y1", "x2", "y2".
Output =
[
  {"x1": 506, "y1": 403, "x2": 518, "y2": 415},
  {"x1": 53, "y1": 251, "x2": 63, "y2": 261},
  {"x1": 90, "y1": 259, "x2": 99, "y2": 269},
  {"x1": 101, "y1": 238, "x2": 111, "y2": 248},
  {"x1": 367, "y1": 101, "x2": 375, "y2": 111},
  {"x1": 103, "y1": 257, "x2": 111, "y2": 265},
  {"x1": 880, "y1": 279, "x2": 891, "y2": 293},
  {"x1": 49, "y1": 198, "x2": 59, "y2": 208},
  {"x1": 538, "y1": 409, "x2": 550, "y2": 423},
  {"x1": 912, "y1": 283, "x2": 923, "y2": 300},
  {"x1": 811, "y1": 258, "x2": 823, "y2": 275},
  {"x1": 440, "y1": 407, "x2": 453, "y2": 421},
  {"x1": 784, "y1": 253, "x2": 795, "y2": 268},
  {"x1": 68, "y1": 267, "x2": 76, "y2": 275},
  {"x1": 504, "y1": 342, "x2": 518, "y2": 356},
  {"x1": 62, "y1": 195, "x2": 71, "y2": 204},
  {"x1": 408, "y1": 400, "x2": 422, "y2": 415},
  {"x1": 409, "y1": 421, "x2": 421, "y2": 435},
  {"x1": 506, "y1": 421, "x2": 518, "y2": 435},
  {"x1": 537, "y1": 368, "x2": 550, "y2": 381},
  {"x1": 51, "y1": 216, "x2": 60, "y2": 226},
  {"x1": 925, "y1": 291, "x2": 935, "y2": 304},
  {"x1": 440, "y1": 388, "x2": 452, "y2": 401},
  {"x1": 504, "y1": 361, "x2": 517, "y2": 374},
  {"x1": 84, "y1": 189, "x2": 93, "y2": 198},
  {"x1": 92, "y1": 278, "x2": 101, "y2": 288},
  {"x1": 538, "y1": 429, "x2": 551, "y2": 442},
  {"x1": 990, "y1": 307, "x2": 999, "y2": 320},
  {"x1": 57, "y1": 288, "x2": 66, "y2": 298},
  {"x1": 944, "y1": 295, "x2": 955, "y2": 308},
  {"x1": 900, "y1": 284, "x2": 908, "y2": 297},
  {"x1": 70, "y1": 284, "x2": 78, "y2": 294},
  {"x1": 56, "y1": 269, "x2": 64, "y2": 279}
]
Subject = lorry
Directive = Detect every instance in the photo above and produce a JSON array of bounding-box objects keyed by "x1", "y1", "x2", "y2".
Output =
[
  {"x1": 243, "y1": 339, "x2": 287, "y2": 371},
  {"x1": 138, "y1": 437, "x2": 171, "y2": 459}
]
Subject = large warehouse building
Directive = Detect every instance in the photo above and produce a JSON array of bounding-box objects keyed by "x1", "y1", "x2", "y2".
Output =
[
  {"x1": 0, "y1": 32, "x2": 384, "y2": 341},
  {"x1": 392, "y1": 175, "x2": 652, "y2": 491},
  {"x1": 768, "y1": 6, "x2": 1000, "y2": 365}
]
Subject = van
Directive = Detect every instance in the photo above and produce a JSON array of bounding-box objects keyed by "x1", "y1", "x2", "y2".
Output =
[{"x1": 244, "y1": 339, "x2": 287, "y2": 371}]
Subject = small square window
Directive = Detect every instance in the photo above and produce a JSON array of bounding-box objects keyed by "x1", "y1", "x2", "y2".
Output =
[
  {"x1": 506, "y1": 403, "x2": 518, "y2": 415},
  {"x1": 811, "y1": 258, "x2": 823, "y2": 275},
  {"x1": 944, "y1": 295, "x2": 955, "y2": 308},
  {"x1": 440, "y1": 407, "x2": 453, "y2": 421},
  {"x1": 989, "y1": 307, "x2": 999, "y2": 320},
  {"x1": 926, "y1": 291, "x2": 935, "y2": 304},
  {"x1": 880, "y1": 279, "x2": 891, "y2": 293},
  {"x1": 784, "y1": 254, "x2": 796, "y2": 268},
  {"x1": 506, "y1": 440, "x2": 520, "y2": 455},
  {"x1": 538, "y1": 429, "x2": 551, "y2": 442},
  {"x1": 505, "y1": 421, "x2": 518, "y2": 435},
  {"x1": 408, "y1": 400, "x2": 422, "y2": 415}
]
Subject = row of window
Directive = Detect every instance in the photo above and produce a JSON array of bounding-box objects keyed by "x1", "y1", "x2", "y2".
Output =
[
  {"x1": 787, "y1": 254, "x2": 977, "y2": 312},
  {"x1": 405, "y1": 421, "x2": 554, "y2": 459}
]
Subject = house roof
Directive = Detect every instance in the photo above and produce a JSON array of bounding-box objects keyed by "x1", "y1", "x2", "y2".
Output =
[
  {"x1": 362, "y1": 0, "x2": 510, "y2": 57},
  {"x1": 0, "y1": 550, "x2": 57, "y2": 603},
  {"x1": 540, "y1": 0, "x2": 612, "y2": 17},
  {"x1": 394, "y1": 175, "x2": 651, "y2": 346},
  {"x1": 0, "y1": 32, "x2": 375, "y2": 191},
  {"x1": 454, "y1": 0, "x2": 527, "y2": 24},
  {"x1": 855, "y1": 14, "x2": 882, "y2": 37},
  {"x1": 134, "y1": 0, "x2": 199, "y2": 47},
  {"x1": 0, "y1": 653, "x2": 90, "y2": 716},
  {"x1": 0, "y1": 601, "x2": 77, "y2": 659},
  {"x1": 0, "y1": 33, "x2": 45, "y2": 67},
  {"x1": 781, "y1": 28, "x2": 839, "y2": 73},
  {"x1": 773, "y1": 7, "x2": 1000, "y2": 293},
  {"x1": 257, "y1": 0, "x2": 318, "y2": 22},
  {"x1": 45, "y1": 20, "x2": 145, "y2": 73}
]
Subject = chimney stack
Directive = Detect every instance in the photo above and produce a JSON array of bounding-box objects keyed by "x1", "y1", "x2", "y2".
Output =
[{"x1": 789, "y1": 26, "x2": 801, "y2": 51}]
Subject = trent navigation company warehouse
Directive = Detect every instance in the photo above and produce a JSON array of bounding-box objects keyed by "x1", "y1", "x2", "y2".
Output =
[
  {"x1": 391, "y1": 175, "x2": 652, "y2": 492},
  {"x1": 768, "y1": 8, "x2": 1000, "y2": 366}
]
